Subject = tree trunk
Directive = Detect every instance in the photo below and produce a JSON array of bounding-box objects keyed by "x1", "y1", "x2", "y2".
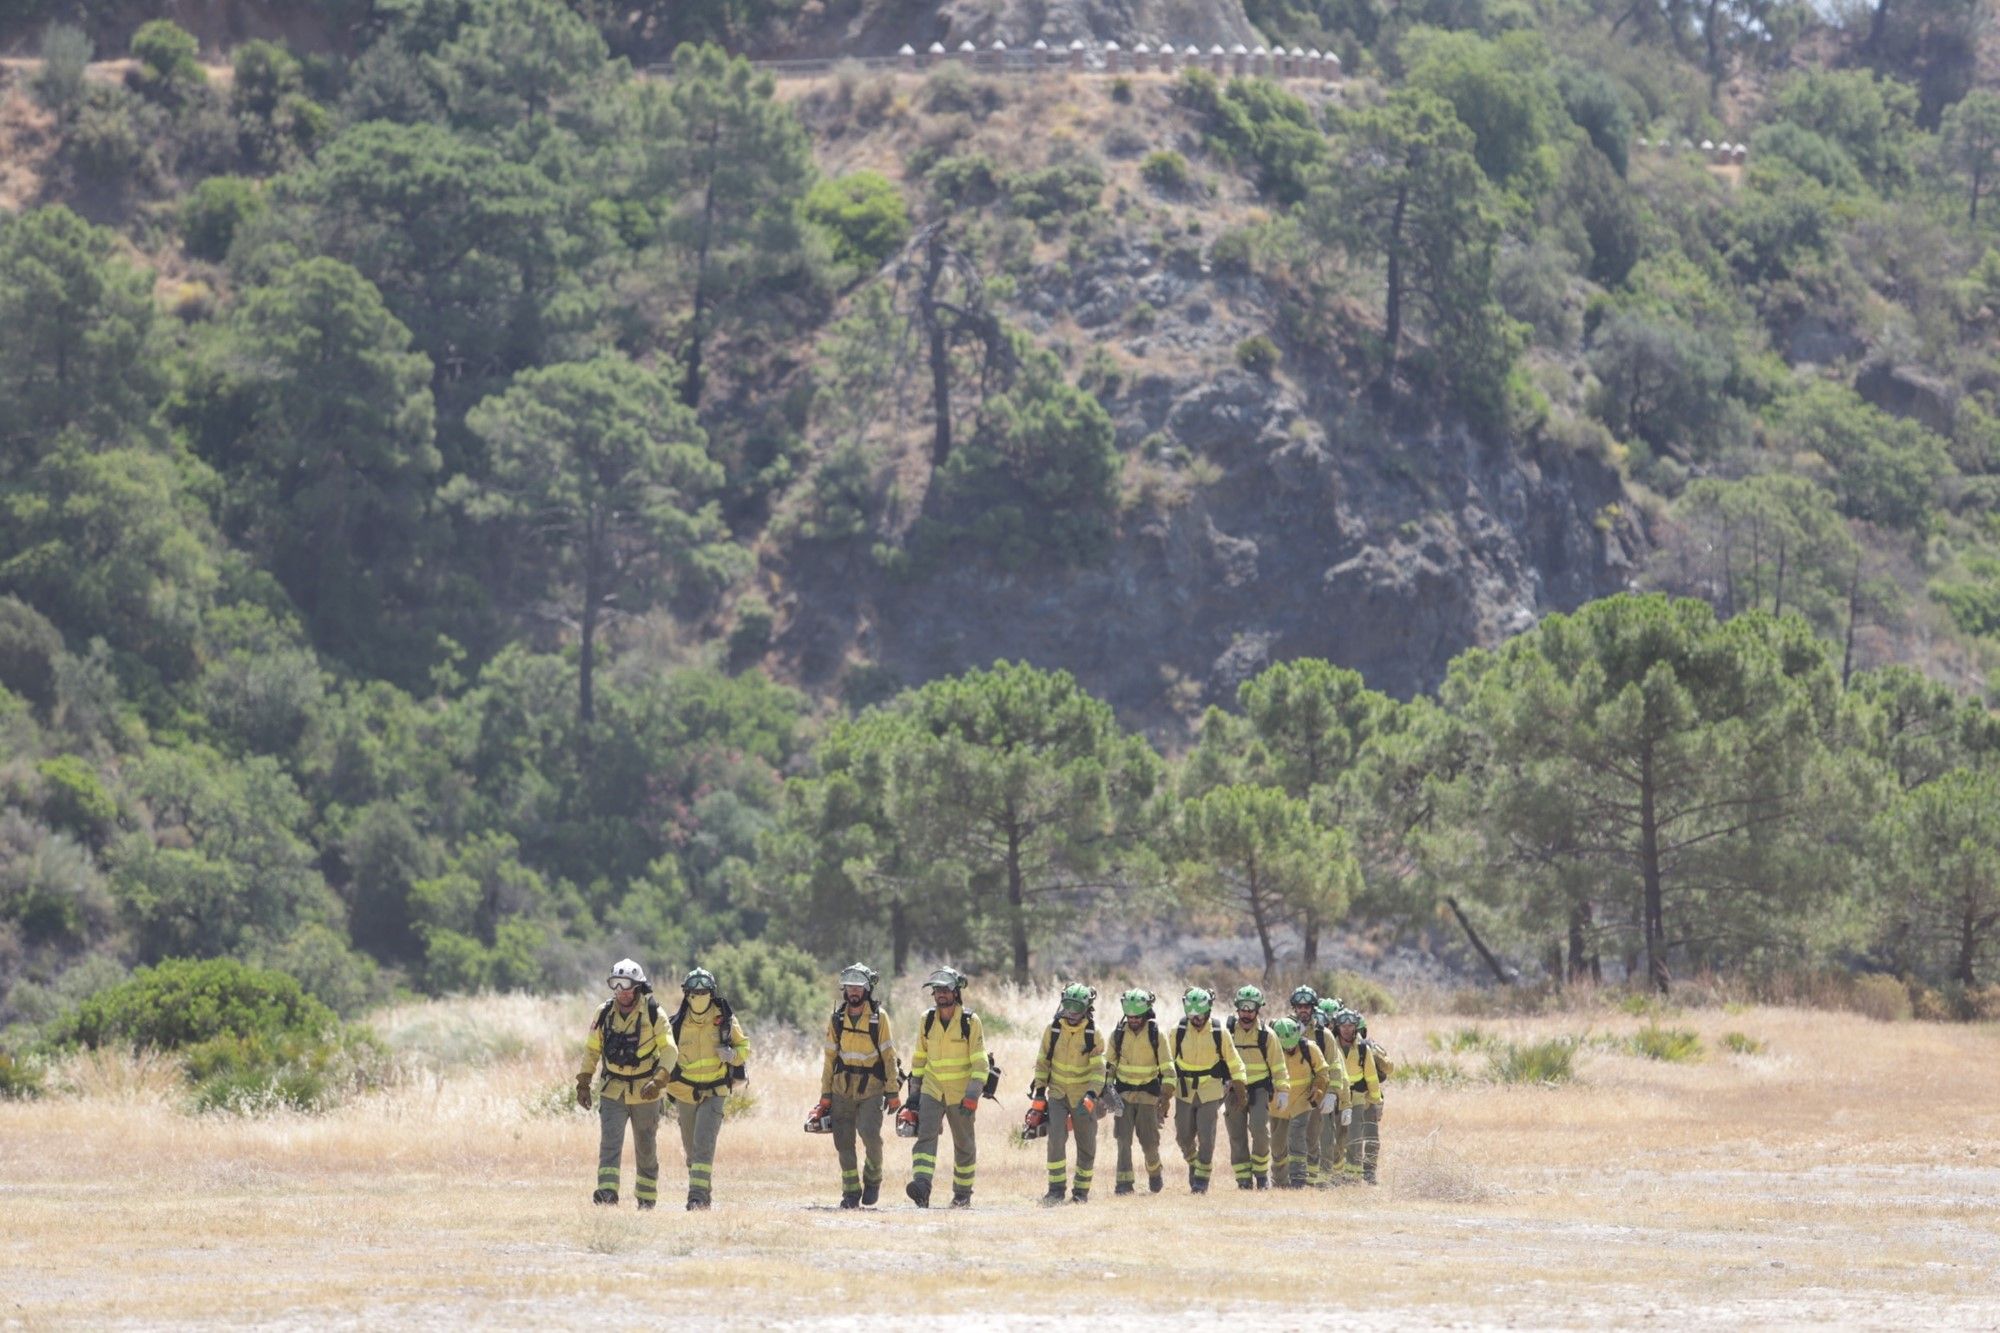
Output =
[
  {"x1": 579, "y1": 533, "x2": 600, "y2": 726},
  {"x1": 1379, "y1": 178, "x2": 1410, "y2": 388},
  {"x1": 1958, "y1": 895, "x2": 1980, "y2": 987},
  {"x1": 1005, "y1": 820, "x2": 1030, "y2": 983},
  {"x1": 1302, "y1": 906, "x2": 1319, "y2": 969},
  {"x1": 1640, "y1": 745, "x2": 1670, "y2": 994},
  {"x1": 1866, "y1": 0, "x2": 1890, "y2": 55},
  {"x1": 682, "y1": 133, "x2": 720, "y2": 410},
  {"x1": 1446, "y1": 896, "x2": 1512, "y2": 984},
  {"x1": 921, "y1": 230, "x2": 953, "y2": 467},
  {"x1": 1568, "y1": 900, "x2": 1593, "y2": 985},
  {"x1": 1247, "y1": 859, "x2": 1276, "y2": 978},
  {"x1": 1841, "y1": 550, "x2": 1863, "y2": 687},
  {"x1": 890, "y1": 899, "x2": 910, "y2": 979}
]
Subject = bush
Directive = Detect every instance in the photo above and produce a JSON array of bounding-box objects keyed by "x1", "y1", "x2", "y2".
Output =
[
  {"x1": 182, "y1": 1025, "x2": 384, "y2": 1114},
  {"x1": 803, "y1": 171, "x2": 909, "y2": 272},
  {"x1": 1235, "y1": 334, "x2": 1280, "y2": 376},
  {"x1": 0, "y1": 596, "x2": 64, "y2": 709},
  {"x1": 1311, "y1": 971, "x2": 1395, "y2": 1017},
  {"x1": 1847, "y1": 973, "x2": 1913, "y2": 1023},
  {"x1": 0, "y1": 1049, "x2": 44, "y2": 1100},
  {"x1": 180, "y1": 176, "x2": 266, "y2": 263},
  {"x1": 49, "y1": 957, "x2": 335, "y2": 1052},
  {"x1": 726, "y1": 596, "x2": 775, "y2": 670},
  {"x1": 1140, "y1": 149, "x2": 1190, "y2": 192},
  {"x1": 1007, "y1": 160, "x2": 1105, "y2": 221},
  {"x1": 34, "y1": 756, "x2": 115, "y2": 846},
  {"x1": 1397, "y1": 1058, "x2": 1470, "y2": 1086},
  {"x1": 1627, "y1": 1024, "x2": 1703, "y2": 1062},
  {"x1": 1721, "y1": 1031, "x2": 1766, "y2": 1055},
  {"x1": 1208, "y1": 226, "x2": 1256, "y2": 275},
  {"x1": 129, "y1": 19, "x2": 206, "y2": 105},
  {"x1": 1488, "y1": 1036, "x2": 1578, "y2": 1084},
  {"x1": 927, "y1": 153, "x2": 1000, "y2": 206},
  {"x1": 697, "y1": 938, "x2": 824, "y2": 1031},
  {"x1": 30, "y1": 23, "x2": 93, "y2": 121},
  {"x1": 1426, "y1": 1026, "x2": 1494, "y2": 1053}
]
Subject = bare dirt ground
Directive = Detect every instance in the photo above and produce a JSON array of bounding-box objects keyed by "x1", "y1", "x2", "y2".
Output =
[{"x1": 4, "y1": 993, "x2": 1998, "y2": 1330}]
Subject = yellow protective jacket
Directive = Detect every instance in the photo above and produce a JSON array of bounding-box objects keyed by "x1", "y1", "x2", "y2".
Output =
[
  {"x1": 580, "y1": 994, "x2": 679, "y2": 1105},
  {"x1": 1228, "y1": 1016, "x2": 1291, "y2": 1097},
  {"x1": 1105, "y1": 1018, "x2": 1173, "y2": 1097},
  {"x1": 1171, "y1": 1016, "x2": 1247, "y2": 1105},
  {"x1": 820, "y1": 1001, "x2": 898, "y2": 1099},
  {"x1": 1033, "y1": 1016, "x2": 1105, "y2": 1103},
  {"x1": 1337, "y1": 1038, "x2": 1384, "y2": 1106},
  {"x1": 665, "y1": 995, "x2": 750, "y2": 1104},
  {"x1": 1270, "y1": 1041, "x2": 1329, "y2": 1119},
  {"x1": 911, "y1": 1006, "x2": 988, "y2": 1103}
]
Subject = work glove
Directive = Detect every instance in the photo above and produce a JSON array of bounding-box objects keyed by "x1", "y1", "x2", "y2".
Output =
[
  {"x1": 884, "y1": 1091, "x2": 901, "y2": 1114},
  {"x1": 639, "y1": 1074, "x2": 667, "y2": 1100},
  {"x1": 811, "y1": 1095, "x2": 832, "y2": 1119},
  {"x1": 1079, "y1": 1091, "x2": 1099, "y2": 1118},
  {"x1": 1156, "y1": 1096, "x2": 1172, "y2": 1124},
  {"x1": 959, "y1": 1094, "x2": 980, "y2": 1114},
  {"x1": 1228, "y1": 1083, "x2": 1248, "y2": 1113},
  {"x1": 1308, "y1": 1088, "x2": 1325, "y2": 1110},
  {"x1": 1339, "y1": 1107, "x2": 1353, "y2": 1127},
  {"x1": 574, "y1": 1072, "x2": 593, "y2": 1110},
  {"x1": 1274, "y1": 1091, "x2": 1290, "y2": 1113},
  {"x1": 1377, "y1": 1102, "x2": 1386, "y2": 1124}
]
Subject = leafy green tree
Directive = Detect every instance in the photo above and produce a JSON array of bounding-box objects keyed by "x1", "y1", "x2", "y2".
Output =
[
  {"x1": 1557, "y1": 64, "x2": 1634, "y2": 176},
  {"x1": 1586, "y1": 307, "x2": 1739, "y2": 458},
  {"x1": 180, "y1": 176, "x2": 267, "y2": 263},
  {"x1": 1841, "y1": 665, "x2": 2000, "y2": 793},
  {"x1": 409, "y1": 830, "x2": 575, "y2": 992},
  {"x1": 1873, "y1": 769, "x2": 2000, "y2": 986},
  {"x1": 642, "y1": 43, "x2": 819, "y2": 408},
  {"x1": 0, "y1": 207, "x2": 161, "y2": 461},
  {"x1": 1312, "y1": 89, "x2": 1514, "y2": 411},
  {"x1": 1938, "y1": 89, "x2": 2000, "y2": 224},
  {"x1": 1768, "y1": 382, "x2": 1950, "y2": 530},
  {"x1": 1768, "y1": 69, "x2": 1915, "y2": 190},
  {"x1": 109, "y1": 747, "x2": 339, "y2": 963},
  {"x1": 456, "y1": 355, "x2": 731, "y2": 724},
  {"x1": 1402, "y1": 28, "x2": 1564, "y2": 194},
  {"x1": 1, "y1": 444, "x2": 220, "y2": 681},
  {"x1": 1441, "y1": 594, "x2": 1845, "y2": 992},
  {"x1": 1175, "y1": 783, "x2": 1357, "y2": 977},
  {"x1": 1177, "y1": 70, "x2": 1327, "y2": 206},
  {"x1": 1655, "y1": 475, "x2": 1859, "y2": 637},
  {"x1": 230, "y1": 39, "x2": 327, "y2": 170},
  {"x1": 803, "y1": 171, "x2": 910, "y2": 273},
  {"x1": 428, "y1": 0, "x2": 610, "y2": 135},
  {"x1": 927, "y1": 335, "x2": 1121, "y2": 568},
  {"x1": 128, "y1": 19, "x2": 206, "y2": 107},
  {"x1": 817, "y1": 662, "x2": 1164, "y2": 981}
]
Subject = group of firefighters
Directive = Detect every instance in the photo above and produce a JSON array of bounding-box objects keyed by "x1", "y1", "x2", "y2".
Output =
[{"x1": 579, "y1": 960, "x2": 1390, "y2": 1210}]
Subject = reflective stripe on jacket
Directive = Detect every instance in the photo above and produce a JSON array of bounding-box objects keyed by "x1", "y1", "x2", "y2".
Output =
[
  {"x1": 1172, "y1": 1018, "x2": 1247, "y2": 1105},
  {"x1": 1106, "y1": 1021, "x2": 1171, "y2": 1093},
  {"x1": 581, "y1": 1000, "x2": 678, "y2": 1105},
  {"x1": 820, "y1": 1004, "x2": 898, "y2": 1098},
  {"x1": 1339, "y1": 1039, "x2": 1382, "y2": 1105},
  {"x1": 911, "y1": 1007, "x2": 988, "y2": 1103},
  {"x1": 667, "y1": 999, "x2": 749, "y2": 1104},
  {"x1": 1033, "y1": 1018, "x2": 1105, "y2": 1102},
  {"x1": 1229, "y1": 1018, "x2": 1291, "y2": 1094},
  {"x1": 1271, "y1": 1041, "x2": 1328, "y2": 1119}
]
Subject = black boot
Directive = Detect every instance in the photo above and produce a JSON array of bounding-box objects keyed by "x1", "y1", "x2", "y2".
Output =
[
  {"x1": 591, "y1": 1189, "x2": 617, "y2": 1205},
  {"x1": 861, "y1": 1180, "x2": 880, "y2": 1206},
  {"x1": 1238, "y1": 1178, "x2": 1255, "y2": 1190},
  {"x1": 1070, "y1": 1188, "x2": 1089, "y2": 1203},
  {"x1": 840, "y1": 1192, "x2": 861, "y2": 1209},
  {"x1": 636, "y1": 1199, "x2": 655, "y2": 1211},
  {"x1": 906, "y1": 1180, "x2": 931, "y2": 1208},
  {"x1": 1255, "y1": 1174, "x2": 1270, "y2": 1189},
  {"x1": 1149, "y1": 1171, "x2": 1164, "y2": 1194},
  {"x1": 685, "y1": 1194, "x2": 710, "y2": 1211},
  {"x1": 1114, "y1": 1181, "x2": 1135, "y2": 1196},
  {"x1": 1041, "y1": 1183, "x2": 1066, "y2": 1206},
  {"x1": 950, "y1": 1190, "x2": 972, "y2": 1208}
]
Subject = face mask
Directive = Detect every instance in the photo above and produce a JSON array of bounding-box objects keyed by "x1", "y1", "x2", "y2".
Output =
[{"x1": 688, "y1": 993, "x2": 714, "y2": 1013}]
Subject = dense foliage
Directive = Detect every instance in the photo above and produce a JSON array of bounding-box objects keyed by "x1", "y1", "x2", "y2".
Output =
[{"x1": 3, "y1": 0, "x2": 2000, "y2": 1062}]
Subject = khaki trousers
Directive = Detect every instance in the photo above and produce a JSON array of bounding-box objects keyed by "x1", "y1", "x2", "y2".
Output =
[
  {"x1": 1174, "y1": 1095, "x2": 1221, "y2": 1190},
  {"x1": 1225, "y1": 1084, "x2": 1273, "y2": 1183},
  {"x1": 596, "y1": 1092, "x2": 663, "y2": 1204},
  {"x1": 829, "y1": 1090, "x2": 885, "y2": 1196},
  {"x1": 912, "y1": 1094, "x2": 977, "y2": 1198},
  {"x1": 676, "y1": 1093, "x2": 726, "y2": 1204},
  {"x1": 1045, "y1": 1093, "x2": 1097, "y2": 1194},
  {"x1": 1112, "y1": 1090, "x2": 1165, "y2": 1186}
]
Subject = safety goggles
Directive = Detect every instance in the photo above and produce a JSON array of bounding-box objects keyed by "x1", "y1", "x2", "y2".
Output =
[{"x1": 608, "y1": 978, "x2": 636, "y2": 992}]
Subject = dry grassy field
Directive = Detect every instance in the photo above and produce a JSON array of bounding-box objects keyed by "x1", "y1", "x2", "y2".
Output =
[{"x1": 4, "y1": 987, "x2": 1999, "y2": 1330}]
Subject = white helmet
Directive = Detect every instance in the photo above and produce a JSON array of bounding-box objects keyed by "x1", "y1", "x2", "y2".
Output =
[{"x1": 608, "y1": 958, "x2": 648, "y2": 988}]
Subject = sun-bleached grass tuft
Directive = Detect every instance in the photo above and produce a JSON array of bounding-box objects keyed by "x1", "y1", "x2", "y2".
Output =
[{"x1": 1393, "y1": 1128, "x2": 1491, "y2": 1203}]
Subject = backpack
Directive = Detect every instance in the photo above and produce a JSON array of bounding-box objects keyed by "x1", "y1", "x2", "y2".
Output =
[
  {"x1": 1172, "y1": 1018, "x2": 1230, "y2": 1095},
  {"x1": 922, "y1": 1007, "x2": 1000, "y2": 1097},
  {"x1": 828, "y1": 999, "x2": 888, "y2": 1084},
  {"x1": 667, "y1": 992, "x2": 740, "y2": 1089},
  {"x1": 1226, "y1": 1015, "x2": 1275, "y2": 1090}
]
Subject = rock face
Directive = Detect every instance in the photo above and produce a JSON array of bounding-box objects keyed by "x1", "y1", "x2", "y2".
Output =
[
  {"x1": 782, "y1": 358, "x2": 1638, "y2": 733},
  {"x1": 784, "y1": 0, "x2": 1262, "y2": 56}
]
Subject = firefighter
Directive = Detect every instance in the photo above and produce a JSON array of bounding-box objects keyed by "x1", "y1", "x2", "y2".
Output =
[
  {"x1": 1171, "y1": 987, "x2": 1246, "y2": 1194},
  {"x1": 1331, "y1": 1008, "x2": 1386, "y2": 1185},
  {"x1": 906, "y1": 967, "x2": 989, "y2": 1208},
  {"x1": 1224, "y1": 985, "x2": 1290, "y2": 1189},
  {"x1": 576, "y1": 959, "x2": 677, "y2": 1209},
  {"x1": 1032, "y1": 982, "x2": 1106, "y2": 1204},
  {"x1": 1105, "y1": 989, "x2": 1173, "y2": 1195},
  {"x1": 811, "y1": 962, "x2": 900, "y2": 1209},
  {"x1": 1267, "y1": 1016, "x2": 1332, "y2": 1187},
  {"x1": 663, "y1": 966, "x2": 750, "y2": 1210}
]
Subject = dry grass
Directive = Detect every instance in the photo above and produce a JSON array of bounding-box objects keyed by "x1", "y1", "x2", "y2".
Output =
[{"x1": 5, "y1": 992, "x2": 2000, "y2": 1327}]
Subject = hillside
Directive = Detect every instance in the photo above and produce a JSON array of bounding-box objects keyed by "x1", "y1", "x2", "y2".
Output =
[{"x1": 4, "y1": 0, "x2": 2000, "y2": 1053}]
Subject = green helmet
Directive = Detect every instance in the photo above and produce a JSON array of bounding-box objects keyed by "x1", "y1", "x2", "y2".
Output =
[
  {"x1": 1272, "y1": 1016, "x2": 1304, "y2": 1049},
  {"x1": 1316, "y1": 997, "x2": 1342, "y2": 1018},
  {"x1": 682, "y1": 967, "x2": 717, "y2": 993},
  {"x1": 1059, "y1": 982, "x2": 1096, "y2": 1015},
  {"x1": 1234, "y1": 985, "x2": 1265, "y2": 1010},
  {"x1": 1183, "y1": 987, "x2": 1214, "y2": 1016},
  {"x1": 924, "y1": 966, "x2": 968, "y2": 993},
  {"x1": 1120, "y1": 988, "x2": 1154, "y2": 1017},
  {"x1": 1290, "y1": 985, "x2": 1318, "y2": 1008}
]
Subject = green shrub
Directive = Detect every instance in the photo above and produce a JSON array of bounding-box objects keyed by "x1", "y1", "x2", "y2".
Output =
[
  {"x1": 727, "y1": 595, "x2": 775, "y2": 669},
  {"x1": 35, "y1": 756, "x2": 115, "y2": 845},
  {"x1": 183, "y1": 1026, "x2": 385, "y2": 1114},
  {"x1": 1209, "y1": 226, "x2": 1256, "y2": 274},
  {"x1": 0, "y1": 595, "x2": 63, "y2": 709},
  {"x1": 1488, "y1": 1036, "x2": 1578, "y2": 1084},
  {"x1": 1007, "y1": 161, "x2": 1105, "y2": 221},
  {"x1": 927, "y1": 153, "x2": 1000, "y2": 205},
  {"x1": 1721, "y1": 1031, "x2": 1766, "y2": 1055},
  {"x1": 30, "y1": 23, "x2": 93, "y2": 121},
  {"x1": 697, "y1": 938, "x2": 824, "y2": 1031},
  {"x1": 1310, "y1": 971, "x2": 1395, "y2": 1017},
  {"x1": 1398, "y1": 1058, "x2": 1469, "y2": 1086},
  {"x1": 129, "y1": 19, "x2": 206, "y2": 104},
  {"x1": 1236, "y1": 334, "x2": 1280, "y2": 376},
  {"x1": 1627, "y1": 1024, "x2": 1703, "y2": 1062},
  {"x1": 1140, "y1": 149, "x2": 1190, "y2": 192},
  {"x1": 1426, "y1": 1026, "x2": 1493, "y2": 1054},
  {"x1": 0, "y1": 1050, "x2": 44, "y2": 1101},
  {"x1": 1110, "y1": 77, "x2": 1134, "y2": 104},
  {"x1": 180, "y1": 174, "x2": 266, "y2": 262},
  {"x1": 803, "y1": 171, "x2": 910, "y2": 272},
  {"x1": 50, "y1": 957, "x2": 335, "y2": 1052}
]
